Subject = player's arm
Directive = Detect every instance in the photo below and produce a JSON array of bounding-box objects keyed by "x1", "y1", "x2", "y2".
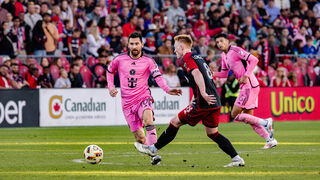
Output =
[
  {"x1": 212, "y1": 55, "x2": 228, "y2": 78},
  {"x1": 240, "y1": 52, "x2": 258, "y2": 84},
  {"x1": 106, "y1": 58, "x2": 119, "y2": 97},
  {"x1": 191, "y1": 69, "x2": 216, "y2": 105},
  {"x1": 149, "y1": 60, "x2": 182, "y2": 96}
]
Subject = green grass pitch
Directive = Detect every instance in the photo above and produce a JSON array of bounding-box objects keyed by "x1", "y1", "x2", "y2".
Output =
[{"x1": 0, "y1": 121, "x2": 319, "y2": 180}]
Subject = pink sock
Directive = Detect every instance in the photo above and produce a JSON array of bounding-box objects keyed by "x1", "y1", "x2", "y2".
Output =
[
  {"x1": 236, "y1": 113, "x2": 260, "y2": 125},
  {"x1": 250, "y1": 124, "x2": 270, "y2": 140},
  {"x1": 146, "y1": 125, "x2": 157, "y2": 145}
]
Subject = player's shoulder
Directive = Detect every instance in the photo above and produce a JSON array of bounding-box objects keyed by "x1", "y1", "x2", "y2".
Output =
[
  {"x1": 229, "y1": 46, "x2": 249, "y2": 58},
  {"x1": 112, "y1": 52, "x2": 129, "y2": 61},
  {"x1": 229, "y1": 46, "x2": 247, "y2": 54},
  {"x1": 142, "y1": 54, "x2": 157, "y2": 65}
]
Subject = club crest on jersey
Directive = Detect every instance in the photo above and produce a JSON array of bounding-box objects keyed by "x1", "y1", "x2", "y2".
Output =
[{"x1": 129, "y1": 69, "x2": 136, "y2": 75}]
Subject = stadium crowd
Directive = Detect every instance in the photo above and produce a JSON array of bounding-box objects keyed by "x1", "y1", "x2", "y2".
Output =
[{"x1": 0, "y1": 0, "x2": 320, "y2": 89}]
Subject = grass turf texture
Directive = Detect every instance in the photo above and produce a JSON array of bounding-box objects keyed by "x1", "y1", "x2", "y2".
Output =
[{"x1": 0, "y1": 121, "x2": 319, "y2": 180}]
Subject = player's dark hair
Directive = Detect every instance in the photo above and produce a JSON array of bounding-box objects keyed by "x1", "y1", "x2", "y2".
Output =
[
  {"x1": 128, "y1": 32, "x2": 143, "y2": 43},
  {"x1": 215, "y1": 33, "x2": 228, "y2": 40}
]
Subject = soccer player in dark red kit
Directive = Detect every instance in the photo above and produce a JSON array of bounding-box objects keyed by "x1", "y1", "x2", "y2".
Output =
[{"x1": 135, "y1": 35, "x2": 245, "y2": 167}]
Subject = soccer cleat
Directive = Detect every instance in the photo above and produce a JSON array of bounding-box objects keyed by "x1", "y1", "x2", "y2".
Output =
[
  {"x1": 134, "y1": 142, "x2": 158, "y2": 157},
  {"x1": 265, "y1": 118, "x2": 274, "y2": 138},
  {"x1": 223, "y1": 157, "x2": 245, "y2": 167},
  {"x1": 263, "y1": 138, "x2": 278, "y2": 149},
  {"x1": 151, "y1": 155, "x2": 162, "y2": 165}
]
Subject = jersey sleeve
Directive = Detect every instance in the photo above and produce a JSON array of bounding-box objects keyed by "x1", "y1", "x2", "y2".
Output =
[
  {"x1": 214, "y1": 53, "x2": 228, "y2": 78},
  {"x1": 148, "y1": 59, "x2": 170, "y2": 93},
  {"x1": 106, "y1": 57, "x2": 119, "y2": 90},
  {"x1": 183, "y1": 56, "x2": 198, "y2": 73}
]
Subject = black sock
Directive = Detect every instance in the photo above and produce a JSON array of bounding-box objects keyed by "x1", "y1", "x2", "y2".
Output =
[
  {"x1": 154, "y1": 123, "x2": 179, "y2": 150},
  {"x1": 208, "y1": 132, "x2": 238, "y2": 158}
]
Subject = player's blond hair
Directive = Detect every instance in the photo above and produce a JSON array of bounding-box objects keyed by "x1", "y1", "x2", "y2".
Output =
[{"x1": 174, "y1": 35, "x2": 193, "y2": 49}]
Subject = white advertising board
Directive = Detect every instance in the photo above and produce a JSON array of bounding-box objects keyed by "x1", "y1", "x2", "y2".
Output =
[{"x1": 40, "y1": 88, "x2": 190, "y2": 127}]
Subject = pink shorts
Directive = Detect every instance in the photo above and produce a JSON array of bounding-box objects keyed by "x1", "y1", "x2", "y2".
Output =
[
  {"x1": 235, "y1": 86, "x2": 260, "y2": 109},
  {"x1": 122, "y1": 97, "x2": 154, "y2": 132}
]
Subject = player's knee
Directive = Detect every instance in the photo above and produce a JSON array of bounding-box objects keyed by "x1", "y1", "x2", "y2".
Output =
[
  {"x1": 170, "y1": 116, "x2": 183, "y2": 128},
  {"x1": 206, "y1": 131, "x2": 219, "y2": 139}
]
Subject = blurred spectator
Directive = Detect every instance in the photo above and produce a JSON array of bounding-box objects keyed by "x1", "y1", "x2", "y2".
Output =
[
  {"x1": 166, "y1": 0, "x2": 185, "y2": 27},
  {"x1": 270, "y1": 66, "x2": 291, "y2": 87},
  {"x1": 239, "y1": 0, "x2": 254, "y2": 20},
  {"x1": 279, "y1": 37, "x2": 293, "y2": 55},
  {"x1": 0, "y1": 21, "x2": 17, "y2": 56},
  {"x1": 163, "y1": 64, "x2": 180, "y2": 87},
  {"x1": 303, "y1": 36, "x2": 317, "y2": 56},
  {"x1": 72, "y1": 56, "x2": 84, "y2": 69},
  {"x1": 122, "y1": 15, "x2": 137, "y2": 37},
  {"x1": 293, "y1": 39, "x2": 304, "y2": 55},
  {"x1": 266, "y1": 0, "x2": 280, "y2": 24},
  {"x1": 274, "y1": 0, "x2": 290, "y2": 10},
  {"x1": 42, "y1": 13, "x2": 59, "y2": 55},
  {"x1": 256, "y1": 0, "x2": 269, "y2": 25},
  {"x1": 68, "y1": 64, "x2": 84, "y2": 88},
  {"x1": 13, "y1": 16, "x2": 26, "y2": 55},
  {"x1": 54, "y1": 68, "x2": 71, "y2": 88},
  {"x1": 38, "y1": 66, "x2": 54, "y2": 88},
  {"x1": 68, "y1": 28, "x2": 81, "y2": 58},
  {"x1": 0, "y1": 5, "x2": 9, "y2": 24},
  {"x1": 86, "y1": 5, "x2": 102, "y2": 24},
  {"x1": 220, "y1": 73, "x2": 239, "y2": 122},
  {"x1": 10, "y1": 63, "x2": 29, "y2": 89},
  {"x1": 24, "y1": 64, "x2": 38, "y2": 89},
  {"x1": 0, "y1": 64, "x2": 12, "y2": 88},
  {"x1": 293, "y1": 26, "x2": 307, "y2": 45},
  {"x1": 256, "y1": 33, "x2": 277, "y2": 71},
  {"x1": 194, "y1": 35, "x2": 208, "y2": 55},
  {"x1": 32, "y1": 20, "x2": 47, "y2": 60},
  {"x1": 53, "y1": 58, "x2": 63, "y2": 69},
  {"x1": 209, "y1": 61, "x2": 223, "y2": 88},
  {"x1": 2, "y1": 56, "x2": 11, "y2": 67},
  {"x1": 143, "y1": 32, "x2": 156, "y2": 54},
  {"x1": 87, "y1": 25, "x2": 105, "y2": 57},
  {"x1": 287, "y1": 71, "x2": 297, "y2": 87},
  {"x1": 40, "y1": 57, "x2": 50, "y2": 67},
  {"x1": 158, "y1": 37, "x2": 173, "y2": 62}
]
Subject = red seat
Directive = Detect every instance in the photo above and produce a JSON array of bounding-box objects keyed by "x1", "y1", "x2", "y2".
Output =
[
  {"x1": 36, "y1": 64, "x2": 43, "y2": 75},
  {"x1": 61, "y1": 57, "x2": 71, "y2": 72},
  {"x1": 50, "y1": 65, "x2": 60, "y2": 82},
  {"x1": 308, "y1": 66, "x2": 317, "y2": 86},
  {"x1": 19, "y1": 65, "x2": 29, "y2": 77},
  {"x1": 80, "y1": 66, "x2": 92, "y2": 88},
  {"x1": 87, "y1": 57, "x2": 97, "y2": 67},
  {"x1": 94, "y1": 65, "x2": 105, "y2": 77},
  {"x1": 162, "y1": 58, "x2": 172, "y2": 69}
]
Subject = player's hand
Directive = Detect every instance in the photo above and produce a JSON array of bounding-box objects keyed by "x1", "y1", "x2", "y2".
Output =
[
  {"x1": 168, "y1": 88, "x2": 182, "y2": 96},
  {"x1": 239, "y1": 75, "x2": 248, "y2": 84},
  {"x1": 109, "y1": 88, "x2": 118, "y2": 97},
  {"x1": 201, "y1": 92, "x2": 216, "y2": 105}
]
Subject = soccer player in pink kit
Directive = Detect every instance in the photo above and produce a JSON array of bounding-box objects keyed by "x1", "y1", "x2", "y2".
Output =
[
  {"x1": 213, "y1": 33, "x2": 277, "y2": 149},
  {"x1": 107, "y1": 32, "x2": 182, "y2": 165}
]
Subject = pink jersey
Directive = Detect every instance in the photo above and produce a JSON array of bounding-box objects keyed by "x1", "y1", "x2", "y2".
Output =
[
  {"x1": 215, "y1": 46, "x2": 259, "y2": 88},
  {"x1": 107, "y1": 53, "x2": 170, "y2": 109}
]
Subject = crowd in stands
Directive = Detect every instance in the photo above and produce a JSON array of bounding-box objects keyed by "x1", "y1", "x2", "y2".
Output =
[{"x1": 0, "y1": 0, "x2": 320, "y2": 89}]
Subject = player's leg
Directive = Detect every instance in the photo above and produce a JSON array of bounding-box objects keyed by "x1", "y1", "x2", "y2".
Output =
[
  {"x1": 142, "y1": 109, "x2": 157, "y2": 145},
  {"x1": 205, "y1": 126, "x2": 244, "y2": 167},
  {"x1": 132, "y1": 128, "x2": 146, "y2": 144},
  {"x1": 134, "y1": 115, "x2": 185, "y2": 156},
  {"x1": 203, "y1": 108, "x2": 244, "y2": 167}
]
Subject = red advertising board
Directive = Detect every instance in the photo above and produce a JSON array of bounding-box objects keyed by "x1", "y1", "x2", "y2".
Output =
[{"x1": 190, "y1": 87, "x2": 320, "y2": 122}]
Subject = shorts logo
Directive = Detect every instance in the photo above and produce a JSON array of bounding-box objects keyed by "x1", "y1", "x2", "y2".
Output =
[{"x1": 49, "y1": 95, "x2": 63, "y2": 119}]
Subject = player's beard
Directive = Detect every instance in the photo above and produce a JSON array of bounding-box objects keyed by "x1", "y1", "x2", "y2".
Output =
[{"x1": 131, "y1": 49, "x2": 140, "y2": 57}]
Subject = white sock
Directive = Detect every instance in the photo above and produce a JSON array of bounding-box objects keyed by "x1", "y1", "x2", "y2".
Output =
[
  {"x1": 150, "y1": 144, "x2": 158, "y2": 152},
  {"x1": 259, "y1": 119, "x2": 268, "y2": 126},
  {"x1": 265, "y1": 136, "x2": 271, "y2": 142},
  {"x1": 232, "y1": 155, "x2": 241, "y2": 161}
]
